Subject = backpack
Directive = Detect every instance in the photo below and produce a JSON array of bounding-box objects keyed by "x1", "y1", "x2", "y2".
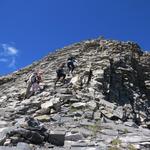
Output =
[{"x1": 30, "y1": 75, "x2": 37, "y2": 83}]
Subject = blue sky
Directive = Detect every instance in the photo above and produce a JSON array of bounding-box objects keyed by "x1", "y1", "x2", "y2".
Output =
[{"x1": 0, "y1": 0, "x2": 150, "y2": 75}]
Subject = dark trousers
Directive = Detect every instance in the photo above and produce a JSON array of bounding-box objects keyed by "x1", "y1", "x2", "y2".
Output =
[
  {"x1": 67, "y1": 62, "x2": 75, "y2": 73},
  {"x1": 55, "y1": 72, "x2": 66, "y2": 85}
]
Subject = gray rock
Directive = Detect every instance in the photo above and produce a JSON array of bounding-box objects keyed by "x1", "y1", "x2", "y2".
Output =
[
  {"x1": 100, "y1": 129, "x2": 118, "y2": 136},
  {"x1": 97, "y1": 142, "x2": 107, "y2": 150},
  {"x1": 34, "y1": 115, "x2": 50, "y2": 122},
  {"x1": 0, "y1": 121, "x2": 8, "y2": 128},
  {"x1": 65, "y1": 132, "x2": 83, "y2": 141},
  {"x1": 0, "y1": 96, "x2": 7, "y2": 103},
  {"x1": 71, "y1": 102, "x2": 86, "y2": 109},
  {"x1": 3, "y1": 139, "x2": 11, "y2": 146},
  {"x1": 94, "y1": 111, "x2": 101, "y2": 120},
  {"x1": 0, "y1": 146, "x2": 18, "y2": 150},
  {"x1": 113, "y1": 106, "x2": 124, "y2": 119},
  {"x1": 99, "y1": 99, "x2": 116, "y2": 110},
  {"x1": 61, "y1": 117, "x2": 74, "y2": 123},
  {"x1": 80, "y1": 119, "x2": 95, "y2": 126},
  {"x1": 9, "y1": 129, "x2": 44, "y2": 144},
  {"x1": 0, "y1": 127, "x2": 17, "y2": 146},
  {"x1": 56, "y1": 88, "x2": 72, "y2": 94},
  {"x1": 51, "y1": 114, "x2": 61, "y2": 121},
  {"x1": 119, "y1": 135, "x2": 150, "y2": 143},
  {"x1": 84, "y1": 111, "x2": 94, "y2": 120},
  {"x1": 57, "y1": 94, "x2": 74, "y2": 101},
  {"x1": 69, "y1": 98, "x2": 80, "y2": 103},
  {"x1": 140, "y1": 142, "x2": 150, "y2": 149},
  {"x1": 86, "y1": 100, "x2": 96, "y2": 110},
  {"x1": 71, "y1": 147, "x2": 100, "y2": 150},
  {"x1": 124, "y1": 121, "x2": 138, "y2": 128},
  {"x1": 72, "y1": 110, "x2": 83, "y2": 117},
  {"x1": 79, "y1": 128, "x2": 93, "y2": 138},
  {"x1": 41, "y1": 97, "x2": 60, "y2": 109},
  {"x1": 48, "y1": 130, "x2": 66, "y2": 146},
  {"x1": 17, "y1": 142, "x2": 31, "y2": 150}
]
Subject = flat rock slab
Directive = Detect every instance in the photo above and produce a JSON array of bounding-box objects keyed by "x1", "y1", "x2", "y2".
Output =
[
  {"x1": 0, "y1": 147, "x2": 18, "y2": 150},
  {"x1": 41, "y1": 97, "x2": 60, "y2": 109},
  {"x1": 0, "y1": 145, "x2": 31, "y2": 150},
  {"x1": 80, "y1": 119, "x2": 95, "y2": 126},
  {"x1": 119, "y1": 135, "x2": 150, "y2": 143},
  {"x1": 17, "y1": 142, "x2": 32, "y2": 150},
  {"x1": 65, "y1": 133, "x2": 83, "y2": 141},
  {"x1": 0, "y1": 121, "x2": 8, "y2": 128},
  {"x1": 34, "y1": 115, "x2": 50, "y2": 122},
  {"x1": 71, "y1": 102, "x2": 86, "y2": 109},
  {"x1": 48, "y1": 130, "x2": 66, "y2": 146},
  {"x1": 100, "y1": 129, "x2": 118, "y2": 136},
  {"x1": 71, "y1": 147, "x2": 100, "y2": 150}
]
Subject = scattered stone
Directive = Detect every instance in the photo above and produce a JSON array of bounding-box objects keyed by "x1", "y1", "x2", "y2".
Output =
[
  {"x1": 124, "y1": 121, "x2": 138, "y2": 128},
  {"x1": 0, "y1": 121, "x2": 8, "y2": 128},
  {"x1": 112, "y1": 106, "x2": 124, "y2": 119},
  {"x1": 80, "y1": 119, "x2": 95, "y2": 127},
  {"x1": 100, "y1": 129, "x2": 118, "y2": 136},
  {"x1": 71, "y1": 102, "x2": 86, "y2": 109},
  {"x1": 34, "y1": 115, "x2": 50, "y2": 122},
  {"x1": 48, "y1": 130, "x2": 66, "y2": 146},
  {"x1": 84, "y1": 111, "x2": 94, "y2": 120},
  {"x1": 65, "y1": 132, "x2": 83, "y2": 141},
  {"x1": 94, "y1": 111, "x2": 101, "y2": 120},
  {"x1": 17, "y1": 142, "x2": 32, "y2": 150},
  {"x1": 3, "y1": 139, "x2": 11, "y2": 146},
  {"x1": 86, "y1": 100, "x2": 96, "y2": 110}
]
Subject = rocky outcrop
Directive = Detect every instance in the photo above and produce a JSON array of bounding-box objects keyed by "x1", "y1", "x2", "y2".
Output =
[{"x1": 0, "y1": 38, "x2": 150, "y2": 149}]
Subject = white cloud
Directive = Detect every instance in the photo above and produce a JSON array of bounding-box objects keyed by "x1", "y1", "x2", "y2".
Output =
[
  {"x1": 0, "y1": 58, "x2": 8, "y2": 62},
  {"x1": 1, "y1": 44, "x2": 18, "y2": 56},
  {"x1": 7, "y1": 47, "x2": 18, "y2": 55},
  {"x1": 0, "y1": 43, "x2": 19, "y2": 68}
]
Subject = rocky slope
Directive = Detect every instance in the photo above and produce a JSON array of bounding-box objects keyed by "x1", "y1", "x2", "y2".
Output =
[{"x1": 0, "y1": 38, "x2": 150, "y2": 150}]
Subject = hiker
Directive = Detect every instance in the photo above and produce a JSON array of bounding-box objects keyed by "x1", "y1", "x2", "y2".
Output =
[
  {"x1": 86, "y1": 67, "x2": 93, "y2": 85},
  {"x1": 54, "y1": 63, "x2": 66, "y2": 86},
  {"x1": 67, "y1": 55, "x2": 77, "y2": 74},
  {"x1": 31, "y1": 72, "x2": 42, "y2": 94},
  {"x1": 25, "y1": 71, "x2": 42, "y2": 99}
]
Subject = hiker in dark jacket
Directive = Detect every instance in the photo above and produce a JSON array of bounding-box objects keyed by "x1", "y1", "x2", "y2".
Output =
[
  {"x1": 67, "y1": 55, "x2": 77, "y2": 74},
  {"x1": 54, "y1": 63, "x2": 66, "y2": 86}
]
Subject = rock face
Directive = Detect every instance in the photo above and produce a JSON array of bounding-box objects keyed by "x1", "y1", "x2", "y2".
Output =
[{"x1": 0, "y1": 37, "x2": 150, "y2": 149}]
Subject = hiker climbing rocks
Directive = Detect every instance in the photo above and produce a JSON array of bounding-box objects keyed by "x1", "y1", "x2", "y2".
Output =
[
  {"x1": 67, "y1": 55, "x2": 77, "y2": 74},
  {"x1": 25, "y1": 71, "x2": 42, "y2": 99},
  {"x1": 86, "y1": 67, "x2": 93, "y2": 85},
  {"x1": 31, "y1": 72, "x2": 42, "y2": 93},
  {"x1": 54, "y1": 63, "x2": 66, "y2": 86}
]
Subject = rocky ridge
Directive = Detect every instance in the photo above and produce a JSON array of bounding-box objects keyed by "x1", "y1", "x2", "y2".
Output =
[{"x1": 0, "y1": 37, "x2": 150, "y2": 150}]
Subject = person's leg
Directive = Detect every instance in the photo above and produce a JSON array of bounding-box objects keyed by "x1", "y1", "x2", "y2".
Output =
[
  {"x1": 55, "y1": 75, "x2": 60, "y2": 86},
  {"x1": 62, "y1": 73, "x2": 66, "y2": 83},
  {"x1": 33, "y1": 82, "x2": 41, "y2": 94},
  {"x1": 59, "y1": 73, "x2": 66, "y2": 84},
  {"x1": 67, "y1": 62, "x2": 72, "y2": 73},
  {"x1": 71, "y1": 62, "x2": 75, "y2": 73},
  {"x1": 25, "y1": 82, "x2": 32, "y2": 99}
]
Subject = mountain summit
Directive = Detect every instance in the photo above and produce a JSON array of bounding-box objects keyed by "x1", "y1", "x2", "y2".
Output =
[{"x1": 0, "y1": 38, "x2": 150, "y2": 150}]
